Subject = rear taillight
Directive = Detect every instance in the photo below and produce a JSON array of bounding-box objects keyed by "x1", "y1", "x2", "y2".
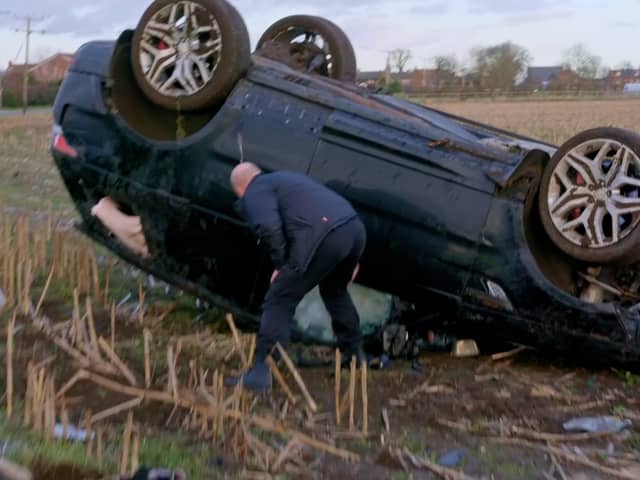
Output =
[{"x1": 51, "y1": 124, "x2": 78, "y2": 158}]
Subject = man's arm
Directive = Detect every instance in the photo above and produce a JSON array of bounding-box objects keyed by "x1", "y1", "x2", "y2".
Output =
[{"x1": 242, "y1": 181, "x2": 288, "y2": 269}]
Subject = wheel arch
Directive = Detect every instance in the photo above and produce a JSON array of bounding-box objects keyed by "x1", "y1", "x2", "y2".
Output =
[{"x1": 496, "y1": 148, "x2": 552, "y2": 201}]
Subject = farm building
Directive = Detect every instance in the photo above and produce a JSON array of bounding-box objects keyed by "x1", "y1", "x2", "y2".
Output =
[
  {"x1": 607, "y1": 68, "x2": 640, "y2": 91},
  {"x1": 1, "y1": 53, "x2": 73, "y2": 106},
  {"x1": 623, "y1": 83, "x2": 640, "y2": 95}
]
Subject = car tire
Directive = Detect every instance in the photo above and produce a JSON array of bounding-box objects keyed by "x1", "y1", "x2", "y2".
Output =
[
  {"x1": 256, "y1": 15, "x2": 357, "y2": 82},
  {"x1": 539, "y1": 127, "x2": 640, "y2": 265},
  {"x1": 131, "y1": 0, "x2": 250, "y2": 111}
]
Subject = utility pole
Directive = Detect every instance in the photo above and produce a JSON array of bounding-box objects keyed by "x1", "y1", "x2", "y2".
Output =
[
  {"x1": 15, "y1": 15, "x2": 45, "y2": 114},
  {"x1": 0, "y1": 11, "x2": 9, "y2": 108}
]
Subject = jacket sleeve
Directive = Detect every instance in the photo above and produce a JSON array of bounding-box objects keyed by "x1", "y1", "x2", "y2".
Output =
[{"x1": 242, "y1": 182, "x2": 288, "y2": 269}]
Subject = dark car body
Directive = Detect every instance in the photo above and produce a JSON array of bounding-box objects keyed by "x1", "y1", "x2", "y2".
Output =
[{"x1": 51, "y1": 31, "x2": 640, "y2": 367}]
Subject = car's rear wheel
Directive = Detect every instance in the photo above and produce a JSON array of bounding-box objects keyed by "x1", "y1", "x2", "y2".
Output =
[
  {"x1": 256, "y1": 15, "x2": 357, "y2": 82},
  {"x1": 131, "y1": 0, "x2": 250, "y2": 111},
  {"x1": 539, "y1": 127, "x2": 640, "y2": 264}
]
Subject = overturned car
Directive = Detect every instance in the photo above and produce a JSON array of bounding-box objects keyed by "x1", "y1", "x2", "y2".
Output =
[{"x1": 51, "y1": 0, "x2": 640, "y2": 367}]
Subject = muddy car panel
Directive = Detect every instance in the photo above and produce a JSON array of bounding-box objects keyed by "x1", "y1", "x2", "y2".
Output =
[{"x1": 51, "y1": 33, "x2": 640, "y2": 366}]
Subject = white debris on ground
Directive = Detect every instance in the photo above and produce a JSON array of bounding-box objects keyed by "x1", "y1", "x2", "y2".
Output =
[{"x1": 563, "y1": 416, "x2": 633, "y2": 434}]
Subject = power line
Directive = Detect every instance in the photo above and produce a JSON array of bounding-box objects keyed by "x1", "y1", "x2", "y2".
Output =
[{"x1": 13, "y1": 42, "x2": 24, "y2": 63}]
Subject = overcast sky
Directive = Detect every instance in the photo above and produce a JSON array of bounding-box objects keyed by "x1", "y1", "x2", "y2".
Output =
[{"x1": 1, "y1": 0, "x2": 639, "y2": 71}]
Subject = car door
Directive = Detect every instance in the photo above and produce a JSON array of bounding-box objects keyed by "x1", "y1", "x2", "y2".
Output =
[
  {"x1": 142, "y1": 82, "x2": 329, "y2": 314},
  {"x1": 308, "y1": 111, "x2": 495, "y2": 305}
]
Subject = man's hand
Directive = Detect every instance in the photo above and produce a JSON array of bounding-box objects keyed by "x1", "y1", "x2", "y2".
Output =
[
  {"x1": 271, "y1": 270, "x2": 280, "y2": 284},
  {"x1": 351, "y1": 263, "x2": 360, "y2": 283}
]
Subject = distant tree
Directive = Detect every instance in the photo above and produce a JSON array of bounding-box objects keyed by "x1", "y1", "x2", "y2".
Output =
[
  {"x1": 387, "y1": 79, "x2": 403, "y2": 95},
  {"x1": 388, "y1": 49, "x2": 412, "y2": 73},
  {"x1": 434, "y1": 55, "x2": 459, "y2": 73},
  {"x1": 433, "y1": 54, "x2": 459, "y2": 88},
  {"x1": 470, "y1": 42, "x2": 531, "y2": 91},
  {"x1": 377, "y1": 72, "x2": 403, "y2": 95},
  {"x1": 617, "y1": 60, "x2": 635, "y2": 70},
  {"x1": 562, "y1": 44, "x2": 605, "y2": 79},
  {"x1": 2, "y1": 91, "x2": 20, "y2": 108}
]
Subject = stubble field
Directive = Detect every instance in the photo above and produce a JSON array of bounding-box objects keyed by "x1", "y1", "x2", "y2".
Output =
[
  {"x1": 1, "y1": 100, "x2": 640, "y2": 480},
  {"x1": 432, "y1": 97, "x2": 640, "y2": 145}
]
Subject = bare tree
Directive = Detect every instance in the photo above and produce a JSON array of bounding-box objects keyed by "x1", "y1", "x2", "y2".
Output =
[
  {"x1": 562, "y1": 44, "x2": 604, "y2": 79},
  {"x1": 617, "y1": 60, "x2": 635, "y2": 70},
  {"x1": 433, "y1": 54, "x2": 459, "y2": 89},
  {"x1": 470, "y1": 42, "x2": 531, "y2": 91},
  {"x1": 388, "y1": 49, "x2": 412, "y2": 73}
]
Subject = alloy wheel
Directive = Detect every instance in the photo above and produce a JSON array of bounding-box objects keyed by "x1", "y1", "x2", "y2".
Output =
[
  {"x1": 547, "y1": 139, "x2": 640, "y2": 249},
  {"x1": 138, "y1": 1, "x2": 223, "y2": 97}
]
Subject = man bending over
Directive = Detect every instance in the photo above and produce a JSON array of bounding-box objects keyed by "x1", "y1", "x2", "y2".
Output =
[{"x1": 226, "y1": 163, "x2": 367, "y2": 392}]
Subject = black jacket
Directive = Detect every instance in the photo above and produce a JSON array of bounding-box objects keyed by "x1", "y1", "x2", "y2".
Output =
[{"x1": 237, "y1": 171, "x2": 358, "y2": 272}]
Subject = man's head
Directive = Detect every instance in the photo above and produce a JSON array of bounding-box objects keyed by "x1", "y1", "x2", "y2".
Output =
[{"x1": 230, "y1": 162, "x2": 262, "y2": 198}]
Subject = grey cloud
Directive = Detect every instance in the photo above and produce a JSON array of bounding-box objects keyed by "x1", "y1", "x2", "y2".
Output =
[
  {"x1": 0, "y1": 0, "x2": 450, "y2": 48},
  {"x1": 2, "y1": 0, "x2": 452, "y2": 39},
  {"x1": 2, "y1": 0, "x2": 395, "y2": 36},
  {"x1": 2, "y1": 1, "x2": 147, "y2": 36},
  {"x1": 408, "y1": 2, "x2": 449, "y2": 16},
  {"x1": 504, "y1": 10, "x2": 574, "y2": 26},
  {"x1": 467, "y1": 0, "x2": 561, "y2": 14},
  {"x1": 243, "y1": 0, "x2": 449, "y2": 17},
  {"x1": 611, "y1": 21, "x2": 634, "y2": 28}
]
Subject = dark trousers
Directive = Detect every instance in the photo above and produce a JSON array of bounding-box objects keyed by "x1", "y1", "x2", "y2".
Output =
[{"x1": 255, "y1": 218, "x2": 367, "y2": 362}]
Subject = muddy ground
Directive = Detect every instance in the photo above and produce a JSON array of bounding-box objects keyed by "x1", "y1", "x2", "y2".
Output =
[
  {"x1": 6, "y1": 294, "x2": 640, "y2": 480},
  {"x1": 2, "y1": 111, "x2": 640, "y2": 479}
]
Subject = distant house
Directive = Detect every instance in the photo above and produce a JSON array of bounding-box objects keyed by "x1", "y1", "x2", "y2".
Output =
[
  {"x1": 32, "y1": 53, "x2": 74, "y2": 84},
  {"x1": 407, "y1": 69, "x2": 475, "y2": 93},
  {"x1": 623, "y1": 83, "x2": 640, "y2": 95},
  {"x1": 460, "y1": 73, "x2": 481, "y2": 91},
  {"x1": 407, "y1": 69, "x2": 438, "y2": 92},
  {"x1": 522, "y1": 66, "x2": 563, "y2": 90},
  {"x1": 2, "y1": 53, "x2": 73, "y2": 106},
  {"x1": 357, "y1": 69, "x2": 413, "y2": 91},
  {"x1": 395, "y1": 71, "x2": 413, "y2": 90},
  {"x1": 357, "y1": 70, "x2": 386, "y2": 89},
  {"x1": 607, "y1": 69, "x2": 640, "y2": 91},
  {"x1": 547, "y1": 69, "x2": 585, "y2": 90}
]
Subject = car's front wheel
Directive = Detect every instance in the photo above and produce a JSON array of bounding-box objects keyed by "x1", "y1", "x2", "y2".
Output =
[
  {"x1": 131, "y1": 0, "x2": 250, "y2": 111},
  {"x1": 539, "y1": 127, "x2": 640, "y2": 264}
]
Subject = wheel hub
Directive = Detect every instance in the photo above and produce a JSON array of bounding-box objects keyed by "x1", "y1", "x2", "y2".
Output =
[
  {"x1": 593, "y1": 187, "x2": 609, "y2": 203},
  {"x1": 267, "y1": 28, "x2": 333, "y2": 76}
]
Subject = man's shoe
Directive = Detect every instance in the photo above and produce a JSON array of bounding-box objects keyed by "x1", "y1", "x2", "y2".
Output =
[{"x1": 224, "y1": 361, "x2": 271, "y2": 392}]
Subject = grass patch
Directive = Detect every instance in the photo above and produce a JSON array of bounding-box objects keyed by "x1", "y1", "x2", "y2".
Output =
[
  {"x1": 0, "y1": 414, "x2": 108, "y2": 474},
  {"x1": 0, "y1": 413, "x2": 239, "y2": 479},
  {"x1": 477, "y1": 446, "x2": 536, "y2": 478},
  {"x1": 0, "y1": 113, "x2": 74, "y2": 216}
]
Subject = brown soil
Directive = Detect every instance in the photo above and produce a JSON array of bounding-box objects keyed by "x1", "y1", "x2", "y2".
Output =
[
  {"x1": 5, "y1": 302, "x2": 640, "y2": 480},
  {"x1": 31, "y1": 459, "x2": 103, "y2": 480},
  {"x1": 278, "y1": 350, "x2": 640, "y2": 479}
]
